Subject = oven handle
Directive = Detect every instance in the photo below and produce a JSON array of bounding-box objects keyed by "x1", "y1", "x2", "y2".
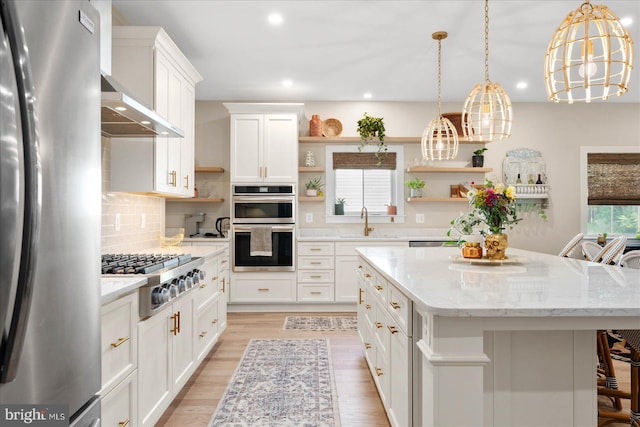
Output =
[
  {"x1": 233, "y1": 225, "x2": 295, "y2": 232},
  {"x1": 232, "y1": 196, "x2": 295, "y2": 203}
]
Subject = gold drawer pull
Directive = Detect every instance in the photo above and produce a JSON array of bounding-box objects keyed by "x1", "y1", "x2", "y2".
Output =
[
  {"x1": 365, "y1": 304, "x2": 372, "y2": 310},
  {"x1": 310, "y1": 248, "x2": 322, "y2": 251},
  {"x1": 309, "y1": 261, "x2": 322, "y2": 265},
  {"x1": 212, "y1": 319, "x2": 218, "y2": 324},
  {"x1": 310, "y1": 275, "x2": 322, "y2": 279},
  {"x1": 390, "y1": 302, "x2": 400, "y2": 309},
  {"x1": 258, "y1": 288, "x2": 269, "y2": 291},
  {"x1": 212, "y1": 276, "x2": 218, "y2": 281},
  {"x1": 364, "y1": 342, "x2": 372, "y2": 349},
  {"x1": 118, "y1": 419, "x2": 130, "y2": 427},
  {"x1": 375, "y1": 322, "x2": 383, "y2": 329},
  {"x1": 110, "y1": 336, "x2": 130, "y2": 348},
  {"x1": 387, "y1": 325, "x2": 399, "y2": 334},
  {"x1": 358, "y1": 265, "x2": 363, "y2": 269},
  {"x1": 375, "y1": 285, "x2": 383, "y2": 291},
  {"x1": 310, "y1": 291, "x2": 322, "y2": 295},
  {"x1": 199, "y1": 331, "x2": 207, "y2": 338},
  {"x1": 375, "y1": 367, "x2": 383, "y2": 376},
  {"x1": 221, "y1": 277, "x2": 225, "y2": 293},
  {"x1": 365, "y1": 273, "x2": 371, "y2": 278},
  {"x1": 199, "y1": 283, "x2": 207, "y2": 289}
]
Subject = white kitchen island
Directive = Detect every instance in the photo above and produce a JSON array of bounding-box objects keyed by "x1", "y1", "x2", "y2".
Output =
[{"x1": 356, "y1": 246, "x2": 640, "y2": 427}]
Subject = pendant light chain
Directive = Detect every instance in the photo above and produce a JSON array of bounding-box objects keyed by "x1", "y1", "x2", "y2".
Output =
[
  {"x1": 484, "y1": 0, "x2": 490, "y2": 82},
  {"x1": 437, "y1": 37, "x2": 442, "y2": 116}
]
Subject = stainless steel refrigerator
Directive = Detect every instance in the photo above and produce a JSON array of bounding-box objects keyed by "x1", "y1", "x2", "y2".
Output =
[{"x1": 0, "y1": 1, "x2": 101, "y2": 426}]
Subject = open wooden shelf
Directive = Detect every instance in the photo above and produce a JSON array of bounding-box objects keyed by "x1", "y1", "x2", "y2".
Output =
[
  {"x1": 299, "y1": 196, "x2": 324, "y2": 202},
  {"x1": 299, "y1": 136, "x2": 487, "y2": 144},
  {"x1": 407, "y1": 197, "x2": 470, "y2": 203},
  {"x1": 406, "y1": 166, "x2": 493, "y2": 173},
  {"x1": 166, "y1": 197, "x2": 225, "y2": 203},
  {"x1": 299, "y1": 166, "x2": 325, "y2": 173},
  {"x1": 195, "y1": 166, "x2": 225, "y2": 173}
]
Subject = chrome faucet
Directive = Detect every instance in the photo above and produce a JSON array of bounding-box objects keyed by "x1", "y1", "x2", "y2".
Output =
[{"x1": 360, "y1": 207, "x2": 375, "y2": 237}]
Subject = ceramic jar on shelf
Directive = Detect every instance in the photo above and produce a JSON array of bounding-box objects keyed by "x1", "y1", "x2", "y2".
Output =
[{"x1": 309, "y1": 114, "x2": 322, "y2": 137}]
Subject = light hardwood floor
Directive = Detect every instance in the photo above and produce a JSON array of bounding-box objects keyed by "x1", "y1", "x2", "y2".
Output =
[
  {"x1": 157, "y1": 311, "x2": 633, "y2": 427},
  {"x1": 157, "y1": 312, "x2": 390, "y2": 427}
]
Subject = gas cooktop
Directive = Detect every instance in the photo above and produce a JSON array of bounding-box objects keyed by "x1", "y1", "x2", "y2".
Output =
[{"x1": 101, "y1": 253, "x2": 193, "y2": 275}]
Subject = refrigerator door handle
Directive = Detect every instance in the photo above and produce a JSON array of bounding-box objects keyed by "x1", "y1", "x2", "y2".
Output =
[{"x1": 0, "y1": 0, "x2": 42, "y2": 384}]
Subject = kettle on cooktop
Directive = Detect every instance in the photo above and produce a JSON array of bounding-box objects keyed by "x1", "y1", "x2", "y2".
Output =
[{"x1": 216, "y1": 217, "x2": 230, "y2": 238}]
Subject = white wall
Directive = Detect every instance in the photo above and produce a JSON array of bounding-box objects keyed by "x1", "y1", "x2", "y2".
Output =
[{"x1": 188, "y1": 100, "x2": 640, "y2": 254}]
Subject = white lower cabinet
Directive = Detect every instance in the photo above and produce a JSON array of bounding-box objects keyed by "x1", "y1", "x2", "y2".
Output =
[
  {"x1": 230, "y1": 272, "x2": 296, "y2": 302},
  {"x1": 357, "y1": 256, "x2": 413, "y2": 427},
  {"x1": 101, "y1": 370, "x2": 137, "y2": 427}
]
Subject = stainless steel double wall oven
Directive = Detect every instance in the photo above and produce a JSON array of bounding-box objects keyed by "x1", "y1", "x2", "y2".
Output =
[{"x1": 232, "y1": 185, "x2": 295, "y2": 271}]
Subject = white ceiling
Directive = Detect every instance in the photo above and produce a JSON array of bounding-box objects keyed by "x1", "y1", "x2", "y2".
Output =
[{"x1": 112, "y1": 0, "x2": 640, "y2": 104}]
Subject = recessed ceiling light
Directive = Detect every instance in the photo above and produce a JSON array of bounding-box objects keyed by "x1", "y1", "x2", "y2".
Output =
[
  {"x1": 363, "y1": 92, "x2": 373, "y2": 99},
  {"x1": 140, "y1": 120, "x2": 150, "y2": 125},
  {"x1": 115, "y1": 106, "x2": 127, "y2": 111},
  {"x1": 620, "y1": 16, "x2": 633, "y2": 27},
  {"x1": 516, "y1": 81, "x2": 528, "y2": 90},
  {"x1": 268, "y1": 13, "x2": 284, "y2": 26},
  {"x1": 282, "y1": 79, "x2": 293, "y2": 87}
]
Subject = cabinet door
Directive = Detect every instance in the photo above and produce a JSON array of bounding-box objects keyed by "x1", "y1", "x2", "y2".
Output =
[
  {"x1": 335, "y1": 255, "x2": 359, "y2": 302},
  {"x1": 101, "y1": 293, "x2": 137, "y2": 395},
  {"x1": 153, "y1": 49, "x2": 174, "y2": 194},
  {"x1": 263, "y1": 114, "x2": 298, "y2": 182},
  {"x1": 180, "y1": 82, "x2": 196, "y2": 196},
  {"x1": 195, "y1": 257, "x2": 218, "y2": 312},
  {"x1": 217, "y1": 251, "x2": 229, "y2": 331},
  {"x1": 101, "y1": 370, "x2": 137, "y2": 427},
  {"x1": 171, "y1": 294, "x2": 195, "y2": 394},
  {"x1": 230, "y1": 115, "x2": 262, "y2": 182},
  {"x1": 388, "y1": 328, "x2": 411, "y2": 427},
  {"x1": 137, "y1": 306, "x2": 172, "y2": 427}
]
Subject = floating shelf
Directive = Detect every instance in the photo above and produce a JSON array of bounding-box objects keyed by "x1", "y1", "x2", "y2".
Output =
[
  {"x1": 406, "y1": 166, "x2": 493, "y2": 173},
  {"x1": 166, "y1": 197, "x2": 225, "y2": 203},
  {"x1": 407, "y1": 197, "x2": 470, "y2": 203},
  {"x1": 299, "y1": 196, "x2": 324, "y2": 202},
  {"x1": 299, "y1": 136, "x2": 488, "y2": 144},
  {"x1": 299, "y1": 166, "x2": 325, "y2": 173},
  {"x1": 194, "y1": 166, "x2": 224, "y2": 173}
]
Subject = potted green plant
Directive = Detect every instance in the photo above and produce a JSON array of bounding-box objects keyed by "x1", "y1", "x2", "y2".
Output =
[
  {"x1": 405, "y1": 177, "x2": 425, "y2": 198},
  {"x1": 335, "y1": 198, "x2": 346, "y2": 215},
  {"x1": 357, "y1": 112, "x2": 387, "y2": 159},
  {"x1": 305, "y1": 177, "x2": 324, "y2": 197},
  {"x1": 472, "y1": 147, "x2": 488, "y2": 167}
]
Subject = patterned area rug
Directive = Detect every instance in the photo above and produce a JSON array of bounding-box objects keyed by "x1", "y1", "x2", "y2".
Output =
[
  {"x1": 209, "y1": 338, "x2": 341, "y2": 427},
  {"x1": 283, "y1": 316, "x2": 357, "y2": 331}
]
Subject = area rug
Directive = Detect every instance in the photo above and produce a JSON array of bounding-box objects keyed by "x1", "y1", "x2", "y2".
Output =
[
  {"x1": 283, "y1": 316, "x2": 357, "y2": 331},
  {"x1": 209, "y1": 338, "x2": 341, "y2": 427}
]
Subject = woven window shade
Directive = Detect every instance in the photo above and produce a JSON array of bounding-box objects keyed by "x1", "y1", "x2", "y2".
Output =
[
  {"x1": 333, "y1": 152, "x2": 396, "y2": 170},
  {"x1": 587, "y1": 153, "x2": 640, "y2": 205}
]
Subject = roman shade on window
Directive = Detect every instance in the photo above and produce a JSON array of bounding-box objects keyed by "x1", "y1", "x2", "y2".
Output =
[
  {"x1": 332, "y1": 152, "x2": 396, "y2": 170},
  {"x1": 587, "y1": 153, "x2": 640, "y2": 205}
]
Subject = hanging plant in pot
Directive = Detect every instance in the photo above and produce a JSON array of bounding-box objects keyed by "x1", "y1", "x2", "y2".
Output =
[
  {"x1": 472, "y1": 147, "x2": 487, "y2": 167},
  {"x1": 357, "y1": 112, "x2": 387, "y2": 164}
]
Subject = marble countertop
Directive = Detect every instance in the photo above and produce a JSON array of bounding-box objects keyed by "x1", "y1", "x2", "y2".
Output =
[{"x1": 357, "y1": 246, "x2": 640, "y2": 318}]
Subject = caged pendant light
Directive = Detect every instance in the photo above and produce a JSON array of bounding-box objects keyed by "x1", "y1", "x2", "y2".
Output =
[
  {"x1": 422, "y1": 31, "x2": 459, "y2": 161},
  {"x1": 544, "y1": 1, "x2": 634, "y2": 103},
  {"x1": 462, "y1": 0, "x2": 512, "y2": 142}
]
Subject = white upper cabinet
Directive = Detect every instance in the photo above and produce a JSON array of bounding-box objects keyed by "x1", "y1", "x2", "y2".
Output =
[
  {"x1": 110, "y1": 27, "x2": 202, "y2": 197},
  {"x1": 225, "y1": 103, "x2": 303, "y2": 183}
]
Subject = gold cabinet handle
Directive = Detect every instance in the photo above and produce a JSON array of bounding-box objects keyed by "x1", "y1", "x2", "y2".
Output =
[
  {"x1": 310, "y1": 291, "x2": 322, "y2": 295},
  {"x1": 170, "y1": 313, "x2": 178, "y2": 335},
  {"x1": 310, "y1": 275, "x2": 322, "y2": 279},
  {"x1": 118, "y1": 419, "x2": 130, "y2": 427},
  {"x1": 258, "y1": 288, "x2": 269, "y2": 291},
  {"x1": 199, "y1": 331, "x2": 207, "y2": 338},
  {"x1": 177, "y1": 311, "x2": 181, "y2": 333},
  {"x1": 375, "y1": 322, "x2": 383, "y2": 329},
  {"x1": 169, "y1": 170, "x2": 177, "y2": 187},
  {"x1": 387, "y1": 325, "x2": 399, "y2": 334},
  {"x1": 309, "y1": 248, "x2": 322, "y2": 251},
  {"x1": 110, "y1": 336, "x2": 130, "y2": 348},
  {"x1": 184, "y1": 174, "x2": 189, "y2": 189},
  {"x1": 221, "y1": 277, "x2": 225, "y2": 293},
  {"x1": 200, "y1": 283, "x2": 208, "y2": 289},
  {"x1": 375, "y1": 367, "x2": 383, "y2": 376},
  {"x1": 358, "y1": 288, "x2": 364, "y2": 304},
  {"x1": 365, "y1": 273, "x2": 371, "y2": 278},
  {"x1": 309, "y1": 261, "x2": 322, "y2": 265},
  {"x1": 390, "y1": 302, "x2": 400, "y2": 309},
  {"x1": 259, "y1": 166, "x2": 263, "y2": 178},
  {"x1": 365, "y1": 304, "x2": 372, "y2": 310},
  {"x1": 212, "y1": 276, "x2": 218, "y2": 282},
  {"x1": 375, "y1": 285, "x2": 383, "y2": 291},
  {"x1": 264, "y1": 166, "x2": 267, "y2": 178},
  {"x1": 364, "y1": 342, "x2": 372, "y2": 349},
  {"x1": 212, "y1": 319, "x2": 218, "y2": 324},
  {"x1": 358, "y1": 265, "x2": 363, "y2": 269}
]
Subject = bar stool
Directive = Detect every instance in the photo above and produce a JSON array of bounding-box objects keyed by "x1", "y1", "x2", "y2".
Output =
[{"x1": 558, "y1": 233, "x2": 584, "y2": 258}]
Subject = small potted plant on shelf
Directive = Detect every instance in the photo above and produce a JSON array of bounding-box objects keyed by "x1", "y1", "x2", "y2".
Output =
[
  {"x1": 405, "y1": 177, "x2": 425, "y2": 198},
  {"x1": 305, "y1": 177, "x2": 324, "y2": 197},
  {"x1": 335, "y1": 198, "x2": 346, "y2": 215},
  {"x1": 472, "y1": 147, "x2": 488, "y2": 167},
  {"x1": 357, "y1": 112, "x2": 387, "y2": 162}
]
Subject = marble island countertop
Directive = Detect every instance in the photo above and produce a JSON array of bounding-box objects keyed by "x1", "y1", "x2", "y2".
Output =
[{"x1": 357, "y1": 246, "x2": 640, "y2": 318}]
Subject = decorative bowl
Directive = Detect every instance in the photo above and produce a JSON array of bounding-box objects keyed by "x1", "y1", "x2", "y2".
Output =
[{"x1": 322, "y1": 118, "x2": 343, "y2": 137}]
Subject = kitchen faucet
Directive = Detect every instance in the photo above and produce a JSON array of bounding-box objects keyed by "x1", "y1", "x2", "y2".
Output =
[{"x1": 360, "y1": 207, "x2": 375, "y2": 237}]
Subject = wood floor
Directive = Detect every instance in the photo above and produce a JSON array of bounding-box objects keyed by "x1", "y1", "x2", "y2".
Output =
[
  {"x1": 157, "y1": 311, "x2": 634, "y2": 427},
  {"x1": 157, "y1": 312, "x2": 390, "y2": 427}
]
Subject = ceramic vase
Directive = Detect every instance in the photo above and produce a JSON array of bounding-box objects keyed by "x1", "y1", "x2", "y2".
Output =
[
  {"x1": 305, "y1": 151, "x2": 316, "y2": 167},
  {"x1": 485, "y1": 233, "x2": 508, "y2": 260},
  {"x1": 309, "y1": 114, "x2": 322, "y2": 137},
  {"x1": 410, "y1": 188, "x2": 422, "y2": 198}
]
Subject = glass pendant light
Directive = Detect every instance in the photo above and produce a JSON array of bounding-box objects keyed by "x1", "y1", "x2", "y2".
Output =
[
  {"x1": 462, "y1": 0, "x2": 512, "y2": 142},
  {"x1": 422, "y1": 31, "x2": 459, "y2": 161},
  {"x1": 544, "y1": 0, "x2": 634, "y2": 103}
]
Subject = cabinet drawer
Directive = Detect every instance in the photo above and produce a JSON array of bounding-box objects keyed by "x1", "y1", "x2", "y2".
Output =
[
  {"x1": 388, "y1": 285, "x2": 412, "y2": 336},
  {"x1": 298, "y1": 285, "x2": 334, "y2": 302},
  {"x1": 371, "y1": 272, "x2": 389, "y2": 304},
  {"x1": 230, "y1": 274, "x2": 296, "y2": 302},
  {"x1": 195, "y1": 298, "x2": 219, "y2": 361},
  {"x1": 298, "y1": 256, "x2": 334, "y2": 270},
  {"x1": 101, "y1": 293, "x2": 137, "y2": 394},
  {"x1": 101, "y1": 370, "x2": 137, "y2": 427},
  {"x1": 218, "y1": 250, "x2": 230, "y2": 272},
  {"x1": 298, "y1": 242, "x2": 335, "y2": 256},
  {"x1": 297, "y1": 270, "x2": 335, "y2": 283}
]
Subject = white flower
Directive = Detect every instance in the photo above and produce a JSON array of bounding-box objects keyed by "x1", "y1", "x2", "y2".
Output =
[{"x1": 494, "y1": 183, "x2": 505, "y2": 194}]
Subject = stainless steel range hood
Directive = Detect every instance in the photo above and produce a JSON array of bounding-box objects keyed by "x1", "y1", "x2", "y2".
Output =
[{"x1": 101, "y1": 75, "x2": 184, "y2": 138}]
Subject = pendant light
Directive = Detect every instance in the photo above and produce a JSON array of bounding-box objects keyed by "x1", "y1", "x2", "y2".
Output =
[
  {"x1": 462, "y1": 0, "x2": 512, "y2": 142},
  {"x1": 544, "y1": 1, "x2": 634, "y2": 103},
  {"x1": 422, "y1": 31, "x2": 459, "y2": 161}
]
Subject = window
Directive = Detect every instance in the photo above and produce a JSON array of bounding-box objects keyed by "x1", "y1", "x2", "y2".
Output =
[
  {"x1": 580, "y1": 147, "x2": 640, "y2": 236},
  {"x1": 325, "y1": 145, "x2": 404, "y2": 223}
]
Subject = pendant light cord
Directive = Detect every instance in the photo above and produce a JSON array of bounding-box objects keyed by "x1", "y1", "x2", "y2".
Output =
[
  {"x1": 484, "y1": 0, "x2": 490, "y2": 83},
  {"x1": 437, "y1": 37, "x2": 442, "y2": 116}
]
